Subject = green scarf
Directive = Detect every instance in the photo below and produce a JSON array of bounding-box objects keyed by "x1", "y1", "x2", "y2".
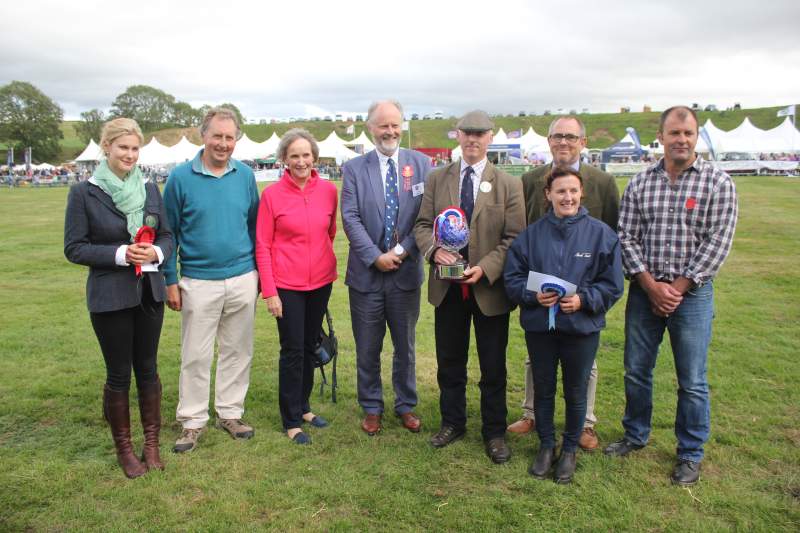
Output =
[{"x1": 92, "y1": 160, "x2": 146, "y2": 241}]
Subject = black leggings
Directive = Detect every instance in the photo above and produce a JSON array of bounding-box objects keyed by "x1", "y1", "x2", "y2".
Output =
[{"x1": 90, "y1": 279, "x2": 164, "y2": 392}]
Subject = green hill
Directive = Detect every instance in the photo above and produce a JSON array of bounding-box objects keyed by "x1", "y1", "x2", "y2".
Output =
[{"x1": 55, "y1": 105, "x2": 795, "y2": 163}]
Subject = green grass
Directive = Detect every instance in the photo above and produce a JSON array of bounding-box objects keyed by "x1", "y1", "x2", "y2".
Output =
[{"x1": 0, "y1": 177, "x2": 799, "y2": 531}]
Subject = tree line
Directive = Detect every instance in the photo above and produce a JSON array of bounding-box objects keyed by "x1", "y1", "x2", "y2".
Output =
[{"x1": 0, "y1": 81, "x2": 244, "y2": 163}]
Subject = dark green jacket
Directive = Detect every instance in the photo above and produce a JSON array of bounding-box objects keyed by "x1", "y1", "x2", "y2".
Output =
[{"x1": 520, "y1": 162, "x2": 619, "y2": 230}]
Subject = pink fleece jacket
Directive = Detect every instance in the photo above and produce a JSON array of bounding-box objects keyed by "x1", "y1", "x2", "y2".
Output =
[{"x1": 255, "y1": 169, "x2": 338, "y2": 298}]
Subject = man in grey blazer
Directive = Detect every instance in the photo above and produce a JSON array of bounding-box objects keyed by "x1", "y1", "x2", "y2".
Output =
[{"x1": 341, "y1": 100, "x2": 431, "y2": 436}]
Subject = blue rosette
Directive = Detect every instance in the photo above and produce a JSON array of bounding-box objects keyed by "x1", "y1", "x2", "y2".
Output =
[{"x1": 540, "y1": 281, "x2": 567, "y2": 330}]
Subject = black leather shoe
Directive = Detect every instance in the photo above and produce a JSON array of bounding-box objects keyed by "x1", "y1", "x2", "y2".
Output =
[
  {"x1": 671, "y1": 459, "x2": 701, "y2": 486},
  {"x1": 554, "y1": 451, "x2": 577, "y2": 484},
  {"x1": 430, "y1": 425, "x2": 465, "y2": 448},
  {"x1": 484, "y1": 437, "x2": 511, "y2": 464},
  {"x1": 528, "y1": 447, "x2": 556, "y2": 479},
  {"x1": 603, "y1": 438, "x2": 644, "y2": 457}
]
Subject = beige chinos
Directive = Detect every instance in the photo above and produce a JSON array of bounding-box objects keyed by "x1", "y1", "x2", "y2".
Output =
[{"x1": 176, "y1": 270, "x2": 259, "y2": 429}]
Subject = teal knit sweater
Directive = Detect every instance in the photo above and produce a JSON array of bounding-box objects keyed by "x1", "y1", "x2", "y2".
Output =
[{"x1": 162, "y1": 151, "x2": 259, "y2": 285}]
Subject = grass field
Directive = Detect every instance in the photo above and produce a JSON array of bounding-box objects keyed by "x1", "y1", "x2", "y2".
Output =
[{"x1": 0, "y1": 177, "x2": 798, "y2": 531}]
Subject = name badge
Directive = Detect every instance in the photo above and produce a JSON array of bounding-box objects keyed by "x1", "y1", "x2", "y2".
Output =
[{"x1": 412, "y1": 182, "x2": 424, "y2": 197}]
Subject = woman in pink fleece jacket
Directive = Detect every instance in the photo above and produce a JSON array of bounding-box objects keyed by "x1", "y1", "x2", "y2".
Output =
[{"x1": 255, "y1": 128, "x2": 338, "y2": 445}]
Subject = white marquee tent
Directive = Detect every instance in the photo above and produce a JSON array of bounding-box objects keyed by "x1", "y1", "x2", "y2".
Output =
[
  {"x1": 232, "y1": 133, "x2": 268, "y2": 161},
  {"x1": 343, "y1": 131, "x2": 376, "y2": 153},
  {"x1": 137, "y1": 138, "x2": 174, "y2": 166},
  {"x1": 171, "y1": 136, "x2": 201, "y2": 163},
  {"x1": 260, "y1": 132, "x2": 281, "y2": 157},
  {"x1": 74, "y1": 139, "x2": 102, "y2": 162},
  {"x1": 317, "y1": 131, "x2": 359, "y2": 163}
]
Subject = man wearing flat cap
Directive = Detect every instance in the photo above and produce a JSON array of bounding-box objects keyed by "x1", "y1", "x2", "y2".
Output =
[{"x1": 414, "y1": 110, "x2": 526, "y2": 463}]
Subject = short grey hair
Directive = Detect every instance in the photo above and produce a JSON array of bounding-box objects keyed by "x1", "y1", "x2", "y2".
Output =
[
  {"x1": 548, "y1": 116, "x2": 586, "y2": 138},
  {"x1": 366, "y1": 100, "x2": 404, "y2": 125},
  {"x1": 278, "y1": 128, "x2": 320, "y2": 162},
  {"x1": 200, "y1": 107, "x2": 242, "y2": 138}
]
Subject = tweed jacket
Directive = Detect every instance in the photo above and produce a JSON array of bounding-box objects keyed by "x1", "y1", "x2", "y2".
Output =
[
  {"x1": 414, "y1": 160, "x2": 525, "y2": 316},
  {"x1": 64, "y1": 180, "x2": 173, "y2": 313},
  {"x1": 521, "y1": 162, "x2": 619, "y2": 229}
]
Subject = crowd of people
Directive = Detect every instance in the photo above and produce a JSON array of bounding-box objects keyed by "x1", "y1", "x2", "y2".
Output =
[
  {"x1": 64, "y1": 103, "x2": 738, "y2": 487},
  {"x1": 757, "y1": 152, "x2": 800, "y2": 161}
]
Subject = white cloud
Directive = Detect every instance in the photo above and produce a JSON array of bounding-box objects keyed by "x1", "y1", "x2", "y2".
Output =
[{"x1": 3, "y1": 0, "x2": 798, "y2": 119}]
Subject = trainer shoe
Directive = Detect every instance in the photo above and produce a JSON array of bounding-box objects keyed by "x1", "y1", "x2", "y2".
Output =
[
  {"x1": 173, "y1": 427, "x2": 203, "y2": 453},
  {"x1": 216, "y1": 418, "x2": 254, "y2": 440}
]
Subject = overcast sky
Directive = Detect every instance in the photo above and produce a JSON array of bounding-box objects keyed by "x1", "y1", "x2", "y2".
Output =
[{"x1": 2, "y1": 0, "x2": 798, "y2": 121}]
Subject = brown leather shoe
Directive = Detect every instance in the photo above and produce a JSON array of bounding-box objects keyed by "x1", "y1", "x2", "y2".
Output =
[
  {"x1": 507, "y1": 417, "x2": 535, "y2": 434},
  {"x1": 579, "y1": 427, "x2": 599, "y2": 451},
  {"x1": 361, "y1": 413, "x2": 382, "y2": 436},
  {"x1": 398, "y1": 412, "x2": 421, "y2": 433}
]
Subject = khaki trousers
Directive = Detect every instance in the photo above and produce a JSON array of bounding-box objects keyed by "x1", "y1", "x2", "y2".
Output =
[
  {"x1": 175, "y1": 270, "x2": 258, "y2": 429},
  {"x1": 521, "y1": 357, "x2": 598, "y2": 428}
]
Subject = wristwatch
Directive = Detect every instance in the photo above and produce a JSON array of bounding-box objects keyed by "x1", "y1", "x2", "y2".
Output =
[{"x1": 393, "y1": 244, "x2": 405, "y2": 256}]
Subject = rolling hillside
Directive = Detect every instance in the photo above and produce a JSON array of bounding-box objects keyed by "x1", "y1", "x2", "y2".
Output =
[{"x1": 54, "y1": 105, "x2": 795, "y2": 162}]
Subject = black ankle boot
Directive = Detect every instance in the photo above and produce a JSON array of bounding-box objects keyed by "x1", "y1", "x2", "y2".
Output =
[
  {"x1": 528, "y1": 447, "x2": 556, "y2": 479},
  {"x1": 554, "y1": 451, "x2": 577, "y2": 484}
]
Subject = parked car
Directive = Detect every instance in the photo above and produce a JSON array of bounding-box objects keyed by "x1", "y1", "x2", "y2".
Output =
[{"x1": 433, "y1": 111, "x2": 443, "y2": 119}]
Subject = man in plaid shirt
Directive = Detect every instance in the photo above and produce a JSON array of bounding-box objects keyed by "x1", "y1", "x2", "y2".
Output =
[{"x1": 604, "y1": 106, "x2": 738, "y2": 486}]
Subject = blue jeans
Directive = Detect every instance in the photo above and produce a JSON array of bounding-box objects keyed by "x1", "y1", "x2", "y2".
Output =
[{"x1": 622, "y1": 282, "x2": 714, "y2": 462}]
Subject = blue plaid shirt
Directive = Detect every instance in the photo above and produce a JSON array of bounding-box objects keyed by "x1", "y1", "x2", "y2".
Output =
[{"x1": 618, "y1": 155, "x2": 738, "y2": 286}]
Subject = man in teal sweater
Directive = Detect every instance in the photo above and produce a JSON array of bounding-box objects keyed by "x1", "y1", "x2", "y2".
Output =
[{"x1": 163, "y1": 107, "x2": 260, "y2": 453}]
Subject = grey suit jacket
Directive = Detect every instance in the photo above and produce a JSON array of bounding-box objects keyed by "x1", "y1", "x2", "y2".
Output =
[
  {"x1": 64, "y1": 180, "x2": 173, "y2": 313},
  {"x1": 341, "y1": 148, "x2": 431, "y2": 292}
]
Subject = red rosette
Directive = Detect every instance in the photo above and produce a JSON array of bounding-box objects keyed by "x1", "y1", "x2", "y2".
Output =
[{"x1": 133, "y1": 225, "x2": 156, "y2": 277}]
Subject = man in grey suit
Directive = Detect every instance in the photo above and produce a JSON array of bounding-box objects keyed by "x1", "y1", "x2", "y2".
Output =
[{"x1": 341, "y1": 100, "x2": 431, "y2": 436}]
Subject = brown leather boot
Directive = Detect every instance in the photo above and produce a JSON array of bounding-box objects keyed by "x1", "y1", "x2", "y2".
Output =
[
  {"x1": 103, "y1": 385, "x2": 147, "y2": 479},
  {"x1": 138, "y1": 377, "x2": 164, "y2": 471}
]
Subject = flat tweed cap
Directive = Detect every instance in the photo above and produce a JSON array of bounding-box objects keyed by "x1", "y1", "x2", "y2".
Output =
[{"x1": 456, "y1": 110, "x2": 494, "y2": 132}]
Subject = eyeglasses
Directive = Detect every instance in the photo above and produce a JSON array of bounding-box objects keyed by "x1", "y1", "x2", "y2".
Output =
[{"x1": 549, "y1": 133, "x2": 582, "y2": 144}]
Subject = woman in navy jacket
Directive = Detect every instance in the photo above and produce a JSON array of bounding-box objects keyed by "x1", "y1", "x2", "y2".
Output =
[
  {"x1": 64, "y1": 118, "x2": 172, "y2": 478},
  {"x1": 504, "y1": 167, "x2": 623, "y2": 484}
]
